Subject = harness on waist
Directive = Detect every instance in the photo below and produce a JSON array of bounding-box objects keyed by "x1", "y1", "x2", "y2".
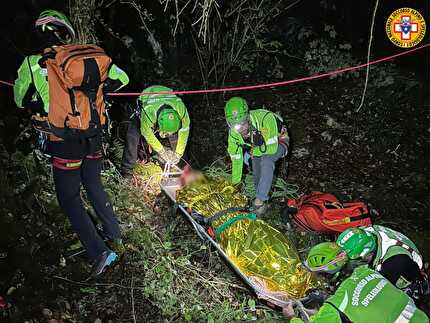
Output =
[{"x1": 52, "y1": 151, "x2": 102, "y2": 170}]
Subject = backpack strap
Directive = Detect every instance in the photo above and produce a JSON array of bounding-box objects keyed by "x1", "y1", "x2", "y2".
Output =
[
  {"x1": 303, "y1": 200, "x2": 370, "y2": 226},
  {"x1": 325, "y1": 301, "x2": 353, "y2": 323},
  {"x1": 27, "y1": 57, "x2": 42, "y2": 100},
  {"x1": 73, "y1": 57, "x2": 103, "y2": 134},
  {"x1": 39, "y1": 48, "x2": 57, "y2": 67},
  {"x1": 322, "y1": 213, "x2": 371, "y2": 226}
]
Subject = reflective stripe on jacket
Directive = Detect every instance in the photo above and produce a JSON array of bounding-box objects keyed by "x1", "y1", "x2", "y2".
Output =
[
  {"x1": 365, "y1": 225, "x2": 423, "y2": 271},
  {"x1": 14, "y1": 55, "x2": 49, "y2": 112},
  {"x1": 227, "y1": 109, "x2": 288, "y2": 184},
  {"x1": 291, "y1": 266, "x2": 429, "y2": 323}
]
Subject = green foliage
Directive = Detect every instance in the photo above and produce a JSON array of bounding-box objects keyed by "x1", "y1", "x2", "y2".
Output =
[
  {"x1": 203, "y1": 164, "x2": 230, "y2": 179},
  {"x1": 367, "y1": 63, "x2": 419, "y2": 91},
  {"x1": 110, "y1": 137, "x2": 124, "y2": 167},
  {"x1": 300, "y1": 24, "x2": 360, "y2": 79},
  {"x1": 100, "y1": 164, "x2": 285, "y2": 321},
  {"x1": 1, "y1": 151, "x2": 286, "y2": 321},
  {"x1": 243, "y1": 173, "x2": 299, "y2": 200}
]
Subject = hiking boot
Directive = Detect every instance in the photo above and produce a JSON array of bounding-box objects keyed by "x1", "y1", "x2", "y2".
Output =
[
  {"x1": 90, "y1": 250, "x2": 118, "y2": 278},
  {"x1": 252, "y1": 198, "x2": 268, "y2": 216},
  {"x1": 107, "y1": 239, "x2": 125, "y2": 258}
]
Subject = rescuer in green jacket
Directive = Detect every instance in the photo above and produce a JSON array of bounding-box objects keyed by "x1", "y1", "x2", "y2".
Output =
[
  {"x1": 14, "y1": 11, "x2": 129, "y2": 116},
  {"x1": 121, "y1": 85, "x2": 190, "y2": 177},
  {"x1": 225, "y1": 97, "x2": 289, "y2": 215},
  {"x1": 283, "y1": 242, "x2": 429, "y2": 323},
  {"x1": 13, "y1": 9, "x2": 129, "y2": 278},
  {"x1": 337, "y1": 226, "x2": 429, "y2": 302}
]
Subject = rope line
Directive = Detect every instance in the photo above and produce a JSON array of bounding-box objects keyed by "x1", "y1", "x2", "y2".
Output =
[
  {"x1": 0, "y1": 80, "x2": 15, "y2": 87},
  {"x1": 107, "y1": 43, "x2": 430, "y2": 96},
  {"x1": 1, "y1": 43, "x2": 429, "y2": 97}
]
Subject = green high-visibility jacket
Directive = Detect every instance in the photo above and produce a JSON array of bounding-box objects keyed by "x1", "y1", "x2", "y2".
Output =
[
  {"x1": 14, "y1": 54, "x2": 129, "y2": 113},
  {"x1": 139, "y1": 85, "x2": 190, "y2": 156},
  {"x1": 227, "y1": 109, "x2": 288, "y2": 184},
  {"x1": 291, "y1": 265, "x2": 429, "y2": 323},
  {"x1": 14, "y1": 55, "x2": 49, "y2": 112},
  {"x1": 365, "y1": 225, "x2": 423, "y2": 289}
]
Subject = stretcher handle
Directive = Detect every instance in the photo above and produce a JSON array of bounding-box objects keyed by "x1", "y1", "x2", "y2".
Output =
[{"x1": 293, "y1": 300, "x2": 310, "y2": 323}]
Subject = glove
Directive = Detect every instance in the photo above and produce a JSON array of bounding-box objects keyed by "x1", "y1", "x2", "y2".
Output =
[
  {"x1": 158, "y1": 149, "x2": 178, "y2": 164},
  {"x1": 158, "y1": 149, "x2": 170, "y2": 163},
  {"x1": 170, "y1": 152, "x2": 181, "y2": 165},
  {"x1": 243, "y1": 151, "x2": 251, "y2": 166}
]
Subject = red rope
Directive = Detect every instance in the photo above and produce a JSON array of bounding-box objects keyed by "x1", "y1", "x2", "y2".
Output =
[
  {"x1": 1, "y1": 43, "x2": 429, "y2": 96},
  {"x1": 107, "y1": 43, "x2": 430, "y2": 96},
  {"x1": 0, "y1": 80, "x2": 15, "y2": 87}
]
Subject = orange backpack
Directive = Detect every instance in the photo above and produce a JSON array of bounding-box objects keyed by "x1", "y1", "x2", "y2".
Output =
[
  {"x1": 33, "y1": 44, "x2": 112, "y2": 141},
  {"x1": 285, "y1": 192, "x2": 372, "y2": 234}
]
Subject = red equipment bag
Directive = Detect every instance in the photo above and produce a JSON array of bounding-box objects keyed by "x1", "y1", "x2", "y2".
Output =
[{"x1": 286, "y1": 192, "x2": 372, "y2": 234}]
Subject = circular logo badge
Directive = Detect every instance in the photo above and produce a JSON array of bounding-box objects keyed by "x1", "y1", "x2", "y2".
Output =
[{"x1": 386, "y1": 8, "x2": 426, "y2": 48}]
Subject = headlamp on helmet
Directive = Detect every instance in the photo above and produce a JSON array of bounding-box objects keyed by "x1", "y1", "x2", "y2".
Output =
[{"x1": 35, "y1": 9, "x2": 76, "y2": 44}]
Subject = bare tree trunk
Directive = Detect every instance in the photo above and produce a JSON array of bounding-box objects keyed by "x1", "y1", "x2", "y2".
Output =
[{"x1": 69, "y1": 0, "x2": 98, "y2": 44}]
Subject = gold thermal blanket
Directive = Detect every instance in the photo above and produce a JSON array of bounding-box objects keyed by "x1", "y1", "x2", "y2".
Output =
[{"x1": 176, "y1": 177, "x2": 316, "y2": 302}]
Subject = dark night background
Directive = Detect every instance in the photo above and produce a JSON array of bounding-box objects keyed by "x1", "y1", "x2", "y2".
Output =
[{"x1": 0, "y1": 0, "x2": 430, "y2": 322}]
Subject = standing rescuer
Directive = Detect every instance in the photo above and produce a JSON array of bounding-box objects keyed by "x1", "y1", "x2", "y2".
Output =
[
  {"x1": 121, "y1": 85, "x2": 190, "y2": 177},
  {"x1": 14, "y1": 9, "x2": 129, "y2": 277},
  {"x1": 283, "y1": 242, "x2": 429, "y2": 322},
  {"x1": 224, "y1": 97, "x2": 289, "y2": 215},
  {"x1": 336, "y1": 225, "x2": 429, "y2": 303}
]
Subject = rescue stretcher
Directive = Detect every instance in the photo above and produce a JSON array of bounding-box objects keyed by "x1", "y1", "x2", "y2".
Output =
[{"x1": 159, "y1": 163, "x2": 323, "y2": 321}]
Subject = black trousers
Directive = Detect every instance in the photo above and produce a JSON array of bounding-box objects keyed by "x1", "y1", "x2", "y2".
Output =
[
  {"x1": 121, "y1": 114, "x2": 178, "y2": 175},
  {"x1": 52, "y1": 156, "x2": 121, "y2": 261},
  {"x1": 121, "y1": 114, "x2": 141, "y2": 176}
]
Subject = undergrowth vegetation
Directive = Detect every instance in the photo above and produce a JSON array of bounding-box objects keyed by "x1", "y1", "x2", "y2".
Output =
[{"x1": 1, "y1": 150, "x2": 288, "y2": 322}]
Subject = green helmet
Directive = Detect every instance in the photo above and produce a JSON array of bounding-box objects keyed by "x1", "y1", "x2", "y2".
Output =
[
  {"x1": 306, "y1": 242, "x2": 348, "y2": 274},
  {"x1": 158, "y1": 107, "x2": 181, "y2": 133},
  {"x1": 337, "y1": 227, "x2": 377, "y2": 260},
  {"x1": 35, "y1": 9, "x2": 76, "y2": 43},
  {"x1": 224, "y1": 97, "x2": 249, "y2": 124}
]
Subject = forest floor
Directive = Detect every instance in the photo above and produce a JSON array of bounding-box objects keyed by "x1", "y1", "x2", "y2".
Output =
[{"x1": 1, "y1": 58, "x2": 429, "y2": 322}]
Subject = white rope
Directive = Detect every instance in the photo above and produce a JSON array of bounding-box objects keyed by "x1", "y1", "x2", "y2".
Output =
[{"x1": 356, "y1": 0, "x2": 380, "y2": 112}]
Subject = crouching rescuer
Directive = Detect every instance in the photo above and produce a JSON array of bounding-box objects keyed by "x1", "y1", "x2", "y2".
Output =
[
  {"x1": 283, "y1": 242, "x2": 429, "y2": 322},
  {"x1": 121, "y1": 85, "x2": 190, "y2": 177},
  {"x1": 16, "y1": 10, "x2": 129, "y2": 277},
  {"x1": 225, "y1": 97, "x2": 289, "y2": 215},
  {"x1": 336, "y1": 225, "x2": 430, "y2": 307}
]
